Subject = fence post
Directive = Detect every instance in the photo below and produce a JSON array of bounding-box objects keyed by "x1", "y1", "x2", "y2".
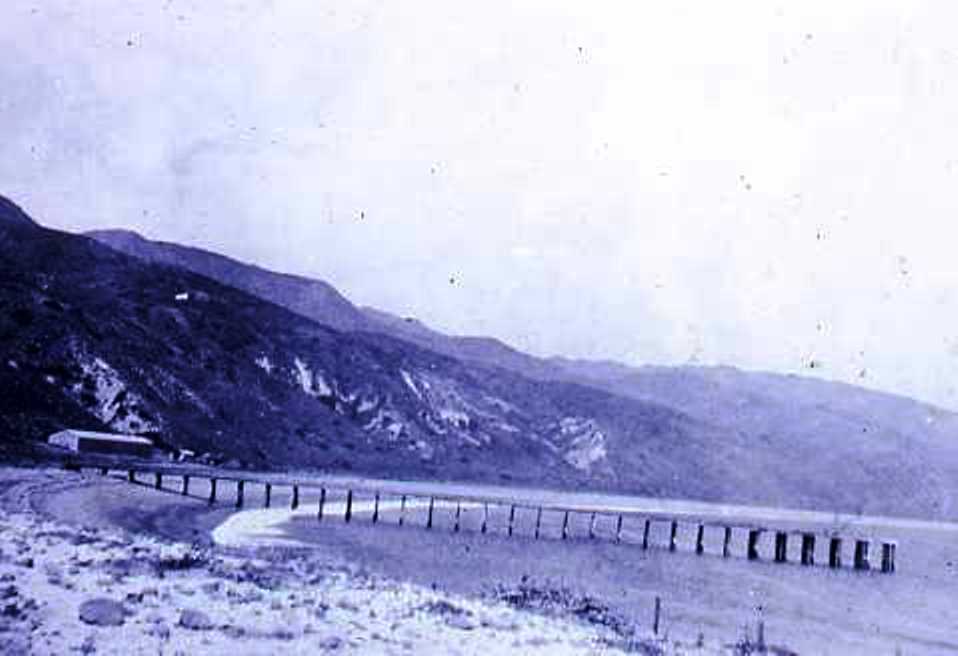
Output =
[
  {"x1": 829, "y1": 537, "x2": 842, "y2": 568},
  {"x1": 747, "y1": 529, "x2": 761, "y2": 560},
  {"x1": 318, "y1": 488, "x2": 326, "y2": 521},
  {"x1": 481, "y1": 503, "x2": 488, "y2": 534},
  {"x1": 182, "y1": 475, "x2": 190, "y2": 496},
  {"x1": 881, "y1": 541, "x2": 896, "y2": 574},
  {"x1": 426, "y1": 497, "x2": 434, "y2": 529},
  {"x1": 128, "y1": 470, "x2": 136, "y2": 483},
  {"x1": 291, "y1": 485, "x2": 299, "y2": 510},
  {"x1": 722, "y1": 526, "x2": 732, "y2": 558},
  {"x1": 854, "y1": 540, "x2": 870, "y2": 570},
  {"x1": 669, "y1": 520, "x2": 678, "y2": 552},
  {"x1": 345, "y1": 490, "x2": 353, "y2": 523},
  {"x1": 454, "y1": 502, "x2": 461, "y2": 532},
  {"x1": 642, "y1": 519, "x2": 651, "y2": 550},
  {"x1": 209, "y1": 478, "x2": 217, "y2": 505},
  {"x1": 535, "y1": 507, "x2": 543, "y2": 539},
  {"x1": 615, "y1": 515, "x2": 623, "y2": 544},
  {"x1": 372, "y1": 492, "x2": 380, "y2": 524},
  {"x1": 653, "y1": 596, "x2": 661, "y2": 636},
  {"x1": 589, "y1": 513, "x2": 598, "y2": 540},
  {"x1": 235, "y1": 480, "x2": 245, "y2": 509},
  {"x1": 154, "y1": 472, "x2": 163, "y2": 490},
  {"x1": 508, "y1": 505, "x2": 516, "y2": 537},
  {"x1": 801, "y1": 534, "x2": 815, "y2": 566},
  {"x1": 695, "y1": 524, "x2": 705, "y2": 555},
  {"x1": 775, "y1": 532, "x2": 788, "y2": 563},
  {"x1": 399, "y1": 495, "x2": 406, "y2": 526},
  {"x1": 264, "y1": 483, "x2": 272, "y2": 508},
  {"x1": 561, "y1": 511, "x2": 570, "y2": 540}
]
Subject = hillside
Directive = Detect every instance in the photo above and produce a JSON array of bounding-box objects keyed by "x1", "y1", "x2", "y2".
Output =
[
  {"x1": 6, "y1": 197, "x2": 763, "y2": 503},
  {"x1": 87, "y1": 223, "x2": 958, "y2": 520}
]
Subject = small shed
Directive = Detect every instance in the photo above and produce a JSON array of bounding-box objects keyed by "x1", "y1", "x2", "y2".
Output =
[{"x1": 48, "y1": 429, "x2": 154, "y2": 458}]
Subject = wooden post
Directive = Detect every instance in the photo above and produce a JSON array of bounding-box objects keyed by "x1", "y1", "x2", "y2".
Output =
[
  {"x1": 588, "y1": 512, "x2": 597, "y2": 540},
  {"x1": 881, "y1": 542, "x2": 896, "y2": 574},
  {"x1": 454, "y1": 502, "x2": 461, "y2": 532},
  {"x1": 722, "y1": 526, "x2": 732, "y2": 558},
  {"x1": 695, "y1": 524, "x2": 705, "y2": 555},
  {"x1": 653, "y1": 596, "x2": 661, "y2": 636},
  {"x1": 774, "y1": 532, "x2": 788, "y2": 563},
  {"x1": 426, "y1": 497, "x2": 434, "y2": 529},
  {"x1": 801, "y1": 534, "x2": 815, "y2": 566},
  {"x1": 318, "y1": 488, "x2": 326, "y2": 521},
  {"x1": 829, "y1": 537, "x2": 842, "y2": 568},
  {"x1": 154, "y1": 472, "x2": 162, "y2": 490},
  {"x1": 534, "y1": 507, "x2": 543, "y2": 539},
  {"x1": 399, "y1": 495, "x2": 406, "y2": 526},
  {"x1": 235, "y1": 480, "x2": 245, "y2": 508},
  {"x1": 508, "y1": 505, "x2": 516, "y2": 537},
  {"x1": 481, "y1": 503, "x2": 488, "y2": 534},
  {"x1": 561, "y1": 511, "x2": 570, "y2": 540},
  {"x1": 344, "y1": 490, "x2": 353, "y2": 523},
  {"x1": 642, "y1": 519, "x2": 651, "y2": 550},
  {"x1": 372, "y1": 492, "x2": 380, "y2": 524},
  {"x1": 181, "y1": 475, "x2": 190, "y2": 496},
  {"x1": 208, "y1": 478, "x2": 217, "y2": 505},
  {"x1": 747, "y1": 529, "x2": 761, "y2": 560},
  {"x1": 669, "y1": 520, "x2": 678, "y2": 552},
  {"x1": 128, "y1": 470, "x2": 136, "y2": 483},
  {"x1": 264, "y1": 483, "x2": 272, "y2": 508},
  {"x1": 291, "y1": 485, "x2": 299, "y2": 510},
  {"x1": 854, "y1": 539, "x2": 870, "y2": 570},
  {"x1": 615, "y1": 515, "x2": 623, "y2": 544}
]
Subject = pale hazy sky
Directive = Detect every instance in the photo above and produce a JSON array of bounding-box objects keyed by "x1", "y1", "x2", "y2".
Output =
[{"x1": 4, "y1": 1, "x2": 958, "y2": 408}]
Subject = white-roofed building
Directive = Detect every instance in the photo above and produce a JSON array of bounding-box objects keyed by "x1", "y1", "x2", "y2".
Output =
[{"x1": 48, "y1": 429, "x2": 154, "y2": 458}]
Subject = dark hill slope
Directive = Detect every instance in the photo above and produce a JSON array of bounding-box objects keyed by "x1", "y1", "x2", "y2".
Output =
[
  {"x1": 87, "y1": 229, "x2": 368, "y2": 332},
  {"x1": 0, "y1": 195, "x2": 38, "y2": 228},
  {"x1": 3, "y1": 211, "x2": 748, "y2": 500}
]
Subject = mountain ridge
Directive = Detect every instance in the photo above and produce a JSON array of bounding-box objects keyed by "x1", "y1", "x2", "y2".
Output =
[{"x1": 0, "y1": 198, "x2": 953, "y2": 519}]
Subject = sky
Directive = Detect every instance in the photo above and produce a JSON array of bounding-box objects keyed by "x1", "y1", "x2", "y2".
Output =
[{"x1": 4, "y1": 1, "x2": 958, "y2": 408}]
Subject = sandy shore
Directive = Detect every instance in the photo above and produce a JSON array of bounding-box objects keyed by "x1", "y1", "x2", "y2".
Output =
[{"x1": 212, "y1": 498, "x2": 477, "y2": 548}]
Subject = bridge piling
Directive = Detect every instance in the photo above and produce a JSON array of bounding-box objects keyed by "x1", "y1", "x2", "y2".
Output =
[
  {"x1": 801, "y1": 534, "x2": 815, "y2": 566},
  {"x1": 829, "y1": 537, "x2": 842, "y2": 568},
  {"x1": 881, "y1": 541, "x2": 896, "y2": 573}
]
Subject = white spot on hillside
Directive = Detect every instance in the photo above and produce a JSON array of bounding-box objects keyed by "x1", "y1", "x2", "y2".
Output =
[
  {"x1": 438, "y1": 408, "x2": 470, "y2": 429},
  {"x1": 314, "y1": 372, "x2": 333, "y2": 397},
  {"x1": 557, "y1": 417, "x2": 608, "y2": 472},
  {"x1": 400, "y1": 370, "x2": 422, "y2": 400},
  {"x1": 255, "y1": 355, "x2": 274, "y2": 374},
  {"x1": 293, "y1": 357, "x2": 334, "y2": 399},
  {"x1": 293, "y1": 358, "x2": 313, "y2": 394},
  {"x1": 564, "y1": 431, "x2": 607, "y2": 471},
  {"x1": 71, "y1": 355, "x2": 159, "y2": 434},
  {"x1": 174, "y1": 292, "x2": 189, "y2": 302}
]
